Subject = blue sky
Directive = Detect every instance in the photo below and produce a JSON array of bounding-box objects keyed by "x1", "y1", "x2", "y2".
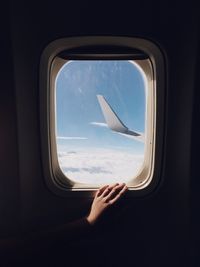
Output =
[
  {"x1": 56, "y1": 60, "x2": 145, "y2": 153},
  {"x1": 55, "y1": 60, "x2": 146, "y2": 184}
]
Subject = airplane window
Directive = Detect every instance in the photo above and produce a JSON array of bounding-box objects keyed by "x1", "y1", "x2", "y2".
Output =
[
  {"x1": 55, "y1": 60, "x2": 147, "y2": 185},
  {"x1": 40, "y1": 37, "x2": 164, "y2": 192}
]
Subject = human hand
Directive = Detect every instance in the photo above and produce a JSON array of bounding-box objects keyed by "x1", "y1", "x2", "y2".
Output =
[{"x1": 86, "y1": 183, "x2": 128, "y2": 225}]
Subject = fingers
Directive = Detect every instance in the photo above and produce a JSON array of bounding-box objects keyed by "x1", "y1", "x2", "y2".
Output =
[
  {"x1": 107, "y1": 184, "x2": 128, "y2": 205},
  {"x1": 96, "y1": 185, "x2": 109, "y2": 197},
  {"x1": 96, "y1": 183, "x2": 128, "y2": 202},
  {"x1": 101, "y1": 183, "x2": 119, "y2": 198},
  {"x1": 96, "y1": 183, "x2": 119, "y2": 198},
  {"x1": 104, "y1": 183, "x2": 125, "y2": 202}
]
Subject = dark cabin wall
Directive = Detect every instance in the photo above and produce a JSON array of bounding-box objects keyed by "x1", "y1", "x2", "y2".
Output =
[
  {"x1": 0, "y1": 4, "x2": 20, "y2": 238},
  {"x1": 0, "y1": 0, "x2": 199, "y2": 266},
  {"x1": 191, "y1": 30, "x2": 200, "y2": 266}
]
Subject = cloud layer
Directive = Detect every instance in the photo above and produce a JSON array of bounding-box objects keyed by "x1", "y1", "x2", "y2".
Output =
[
  {"x1": 57, "y1": 136, "x2": 88, "y2": 140},
  {"x1": 58, "y1": 148, "x2": 144, "y2": 185}
]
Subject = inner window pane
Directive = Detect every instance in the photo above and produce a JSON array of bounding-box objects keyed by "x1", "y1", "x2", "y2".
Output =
[{"x1": 55, "y1": 60, "x2": 146, "y2": 185}]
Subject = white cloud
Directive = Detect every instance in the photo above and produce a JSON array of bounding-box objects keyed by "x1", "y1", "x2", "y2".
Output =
[
  {"x1": 57, "y1": 136, "x2": 88, "y2": 140},
  {"x1": 57, "y1": 148, "x2": 144, "y2": 185},
  {"x1": 90, "y1": 122, "x2": 108, "y2": 128}
]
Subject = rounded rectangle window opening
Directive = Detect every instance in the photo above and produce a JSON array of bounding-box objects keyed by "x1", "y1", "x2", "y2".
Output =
[
  {"x1": 40, "y1": 37, "x2": 164, "y2": 192},
  {"x1": 56, "y1": 59, "x2": 149, "y2": 185}
]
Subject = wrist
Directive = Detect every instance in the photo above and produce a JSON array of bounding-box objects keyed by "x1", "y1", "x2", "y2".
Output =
[{"x1": 86, "y1": 214, "x2": 96, "y2": 226}]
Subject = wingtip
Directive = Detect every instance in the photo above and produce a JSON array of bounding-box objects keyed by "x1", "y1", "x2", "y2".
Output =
[{"x1": 97, "y1": 94, "x2": 103, "y2": 99}]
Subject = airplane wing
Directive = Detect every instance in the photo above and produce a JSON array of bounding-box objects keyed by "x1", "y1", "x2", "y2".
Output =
[{"x1": 97, "y1": 95, "x2": 144, "y2": 142}]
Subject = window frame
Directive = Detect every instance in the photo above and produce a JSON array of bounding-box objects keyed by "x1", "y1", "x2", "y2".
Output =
[{"x1": 40, "y1": 36, "x2": 165, "y2": 197}]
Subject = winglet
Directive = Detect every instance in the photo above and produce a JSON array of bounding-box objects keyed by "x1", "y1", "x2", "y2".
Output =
[
  {"x1": 97, "y1": 95, "x2": 128, "y2": 133},
  {"x1": 97, "y1": 95, "x2": 144, "y2": 142}
]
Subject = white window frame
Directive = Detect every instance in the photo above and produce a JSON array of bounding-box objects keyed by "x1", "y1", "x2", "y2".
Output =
[{"x1": 40, "y1": 36, "x2": 165, "y2": 197}]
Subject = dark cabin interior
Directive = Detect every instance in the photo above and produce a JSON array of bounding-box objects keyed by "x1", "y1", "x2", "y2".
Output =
[{"x1": 1, "y1": 1, "x2": 199, "y2": 266}]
